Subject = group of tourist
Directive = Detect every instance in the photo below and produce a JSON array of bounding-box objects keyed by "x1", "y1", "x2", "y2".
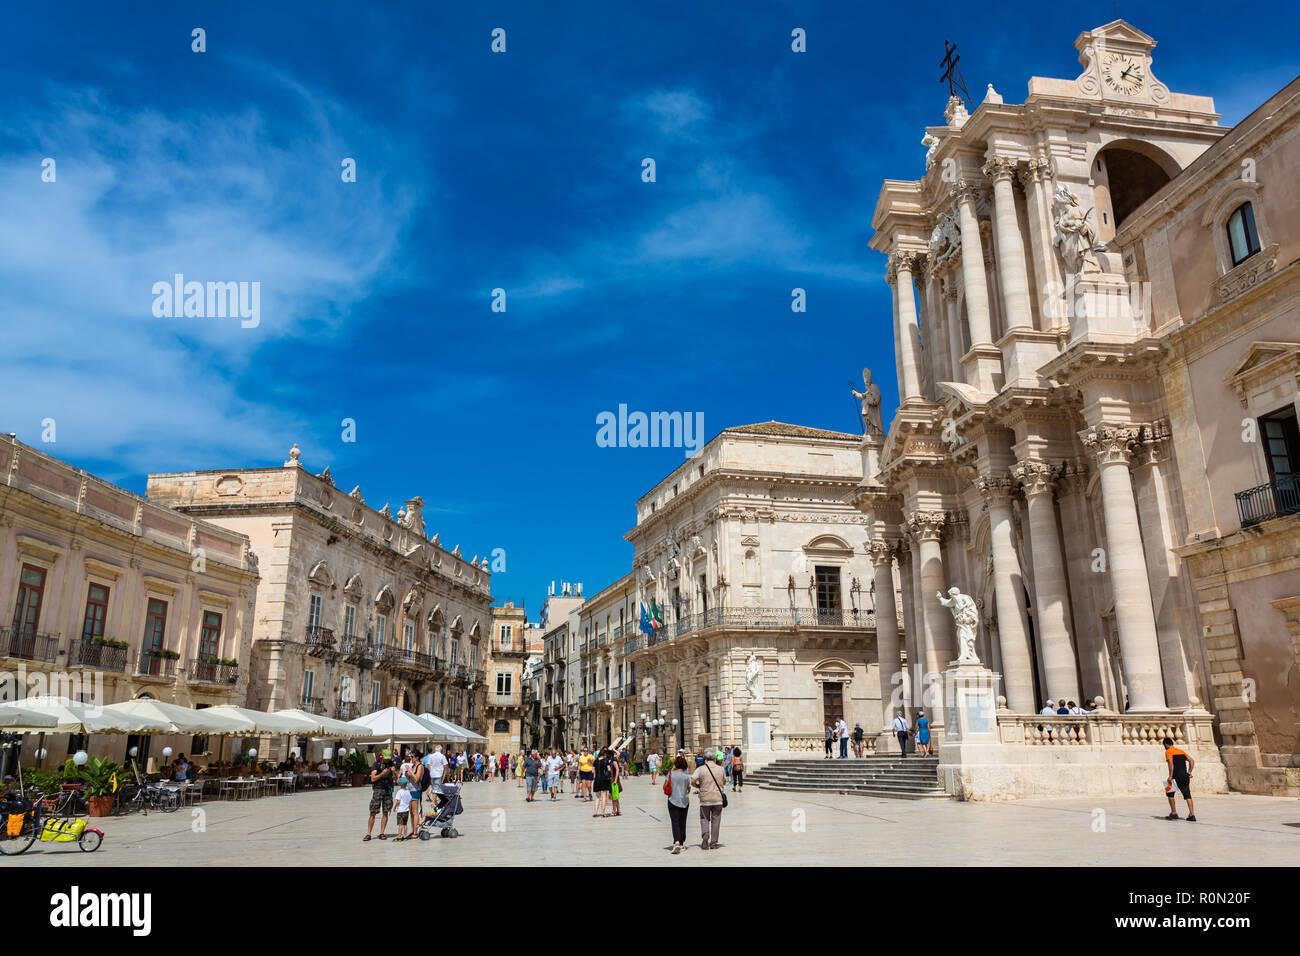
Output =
[
  {"x1": 363, "y1": 743, "x2": 459, "y2": 842},
  {"x1": 823, "y1": 717, "x2": 871, "y2": 758}
]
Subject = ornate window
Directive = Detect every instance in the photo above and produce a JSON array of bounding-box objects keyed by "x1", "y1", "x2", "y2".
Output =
[{"x1": 1226, "y1": 202, "x2": 1261, "y2": 266}]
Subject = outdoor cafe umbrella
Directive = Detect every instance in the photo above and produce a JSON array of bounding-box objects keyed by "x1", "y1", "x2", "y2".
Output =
[
  {"x1": 416, "y1": 713, "x2": 468, "y2": 745},
  {"x1": 425, "y1": 714, "x2": 486, "y2": 746},
  {"x1": 200, "y1": 705, "x2": 322, "y2": 736},
  {"x1": 0, "y1": 696, "x2": 171, "y2": 734},
  {"x1": 101, "y1": 698, "x2": 248, "y2": 736},
  {"x1": 0, "y1": 705, "x2": 58, "y2": 732},
  {"x1": 272, "y1": 708, "x2": 375, "y2": 739},
  {"x1": 349, "y1": 706, "x2": 446, "y2": 753}
]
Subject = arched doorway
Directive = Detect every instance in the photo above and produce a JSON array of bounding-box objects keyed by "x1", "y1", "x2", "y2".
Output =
[{"x1": 1092, "y1": 141, "x2": 1180, "y2": 240}]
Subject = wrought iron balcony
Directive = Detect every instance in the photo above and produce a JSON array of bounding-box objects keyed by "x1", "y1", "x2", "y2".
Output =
[
  {"x1": 137, "y1": 652, "x2": 178, "y2": 678},
  {"x1": 189, "y1": 658, "x2": 239, "y2": 685},
  {"x1": 631, "y1": 606, "x2": 877, "y2": 654},
  {"x1": 336, "y1": 701, "x2": 359, "y2": 721},
  {"x1": 300, "y1": 695, "x2": 324, "y2": 712},
  {"x1": 69, "y1": 639, "x2": 128, "y2": 672},
  {"x1": 1236, "y1": 474, "x2": 1300, "y2": 527},
  {"x1": 0, "y1": 627, "x2": 60, "y2": 663},
  {"x1": 304, "y1": 625, "x2": 335, "y2": 655}
]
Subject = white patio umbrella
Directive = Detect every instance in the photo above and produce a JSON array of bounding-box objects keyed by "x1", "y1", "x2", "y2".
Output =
[
  {"x1": 0, "y1": 696, "x2": 172, "y2": 734},
  {"x1": 101, "y1": 699, "x2": 248, "y2": 735},
  {"x1": 416, "y1": 713, "x2": 468, "y2": 745},
  {"x1": 0, "y1": 705, "x2": 58, "y2": 731},
  {"x1": 201, "y1": 705, "x2": 322, "y2": 736},
  {"x1": 349, "y1": 706, "x2": 446, "y2": 753},
  {"x1": 428, "y1": 715, "x2": 487, "y2": 746},
  {"x1": 273, "y1": 708, "x2": 374, "y2": 739}
]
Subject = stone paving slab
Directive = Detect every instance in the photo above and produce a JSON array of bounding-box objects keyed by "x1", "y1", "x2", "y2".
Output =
[{"x1": 5, "y1": 777, "x2": 1298, "y2": 866}]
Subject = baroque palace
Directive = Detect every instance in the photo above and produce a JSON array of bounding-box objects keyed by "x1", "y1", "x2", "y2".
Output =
[{"x1": 857, "y1": 19, "x2": 1298, "y2": 796}]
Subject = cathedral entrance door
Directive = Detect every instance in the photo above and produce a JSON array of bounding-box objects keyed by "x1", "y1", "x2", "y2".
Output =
[{"x1": 822, "y1": 681, "x2": 843, "y2": 728}]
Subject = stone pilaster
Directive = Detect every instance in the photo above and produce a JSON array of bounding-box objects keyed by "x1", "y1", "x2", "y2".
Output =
[
  {"x1": 870, "y1": 538, "x2": 903, "y2": 750},
  {"x1": 905, "y1": 510, "x2": 954, "y2": 718},
  {"x1": 890, "y1": 252, "x2": 924, "y2": 402}
]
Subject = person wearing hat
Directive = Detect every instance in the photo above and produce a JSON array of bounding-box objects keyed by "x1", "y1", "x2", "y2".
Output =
[{"x1": 892, "y1": 711, "x2": 910, "y2": 756}]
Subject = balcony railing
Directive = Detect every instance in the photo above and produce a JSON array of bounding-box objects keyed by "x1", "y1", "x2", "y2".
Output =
[
  {"x1": 336, "y1": 701, "x2": 358, "y2": 721},
  {"x1": 137, "y1": 653, "x2": 178, "y2": 678},
  {"x1": 304, "y1": 625, "x2": 335, "y2": 653},
  {"x1": 0, "y1": 627, "x2": 60, "y2": 663},
  {"x1": 300, "y1": 695, "x2": 324, "y2": 712},
  {"x1": 189, "y1": 659, "x2": 239, "y2": 685},
  {"x1": 1236, "y1": 474, "x2": 1300, "y2": 527},
  {"x1": 68, "y1": 639, "x2": 128, "y2": 672},
  {"x1": 631, "y1": 606, "x2": 877, "y2": 652}
]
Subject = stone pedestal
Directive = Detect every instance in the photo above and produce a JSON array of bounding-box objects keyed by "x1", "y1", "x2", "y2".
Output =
[
  {"x1": 738, "y1": 702, "x2": 779, "y2": 770},
  {"x1": 1067, "y1": 272, "x2": 1139, "y2": 344},
  {"x1": 937, "y1": 661, "x2": 1006, "y2": 799}
]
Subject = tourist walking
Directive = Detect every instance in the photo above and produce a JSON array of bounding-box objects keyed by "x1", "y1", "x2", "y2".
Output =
[
  {"x1": 647, "y1": 750, "x2": 660, "y2": 786},
  {"x1": 892, "y1": 711, "x2": 910, "y2": 756},
  {"x1": 824, "y1": 724, "x2": 834, "y2": 758},
  {"x1": 1163, "y1": 737, "x2": 1197, "y2": 821},
  {"x1": 546, "y1": 749, "x2": 563, "y2": 800},
  {"x1": 837, "y1": 716, "x2": 849, "y2": 758},
  {"x1": 407, "y1": 751, "x2": 426, "y2": 816},
  {"x1": 567, "y1": 750, "x2": 579, "y2": 793},
  {"x1": 363, "y1": 755, "x2": 395, "y2": 842},
  {"x1": 516, "y1": 750, "x2": 526, "y2": 788},
  {"x1": 730, "y1": 747, "x2": 744, "y2": 792},
  {"x1": 593, "y1": 748, "x2": 614, "y2": 817},
  {"x1": 610, "y1": 751, "x2": 623, "y2": 816},
  {"x1": 523, "y1": 750, "x2": 540, "y2": 802},
  {"x1": 691, "y1": 749, "x2": 725, "y2": 850},
  {"x1": 916, "y1": 710, "x2": 931, "y2": 757},
  {"x1": 578, "y1": 747, "x2": 595, "y2": 801},
  {"x1": 852, "y1": 722, "x2": 864, "y2": 758},
  {"x1": 665, "y1": 754, "x2": 690, "y2": 854},
  {"x1": 393, "y1": 774, "x2": 413, "y2": 841},
  {"x1": 424, "y1": 744, "x2": 448, "y2": 793}
]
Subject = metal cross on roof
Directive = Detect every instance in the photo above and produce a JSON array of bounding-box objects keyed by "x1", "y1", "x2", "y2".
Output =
[{"x1": 939, "y1": 39, "x2": 972, "y2": 108}]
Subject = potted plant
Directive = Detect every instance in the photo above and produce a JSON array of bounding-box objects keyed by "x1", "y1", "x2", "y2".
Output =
[
  {"x1": 66, "y1": 756, "x2": 125, "y2": 817},
  {"x1": 344, "y1": 749, "x2": 370, "y2": 787}
]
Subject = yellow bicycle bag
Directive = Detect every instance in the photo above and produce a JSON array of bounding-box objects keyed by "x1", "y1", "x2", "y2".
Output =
[{"x1": 39, "y1": 818, "x2": 86, "y2": 842}]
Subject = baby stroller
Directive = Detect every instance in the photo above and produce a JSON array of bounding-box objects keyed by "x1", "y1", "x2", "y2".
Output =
[{"x1": 418, "y1": 781, "x2": 463, "y2": 839}]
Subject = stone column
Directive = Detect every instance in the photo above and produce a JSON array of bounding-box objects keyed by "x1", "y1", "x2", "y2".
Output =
[
  {"x1": 954, "y1": 181, "x2": 1002, "y2": 393},
  {"x1": 983, "y1": 156, "x2": 1033, "y2": 330},
  {"x1": 1018, "y1": 159, "x2": 1063, "y2": 332},
  {"x1": 896, "y1": 538, "x2": 918, "y2": 714},
  {"x1": 975, "y1": 474, "x2": 1036, "y2": 713},
  {"x1": 906, "y1": 511, "x2": 954, "y2": 719},
  {"x1": 870, "y1": 540, "x2": 903, "y2": 747},
  {"x1": 890, "y1": 252, "x2": 924, "y2": 402},
  {"x1": 1013, "y1": 459, "x2": 1080, "y2": 703},
  {"x1": 943, "y1": 276, "x2": 966, "y2": 383},
  {"x1": 954, "y1": 182, "x2": 994, "y2": 347},
  {"x1": 1081, "y1": 426, "x2": 1166, "y2": 711}
]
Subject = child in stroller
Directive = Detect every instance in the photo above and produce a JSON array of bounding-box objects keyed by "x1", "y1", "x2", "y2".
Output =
[{"x1": 418, "y1": 780, "x2": 463, "y2": 839}]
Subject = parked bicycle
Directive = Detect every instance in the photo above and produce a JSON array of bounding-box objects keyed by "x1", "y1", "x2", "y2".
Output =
[
  {"x1": 0, "y1": 792, "x2": 103, "y2": 855},
  {"x1": 115, "y1": 782, "x2": 182, "y2": 816}
]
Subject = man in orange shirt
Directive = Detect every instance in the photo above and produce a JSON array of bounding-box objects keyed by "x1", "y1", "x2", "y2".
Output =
[{"x1": 1162, "y1": 737, "x2": 1196, "y2": 822}]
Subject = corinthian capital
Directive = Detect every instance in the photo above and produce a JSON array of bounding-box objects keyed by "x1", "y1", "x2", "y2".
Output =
[
  {"x1": 891, "y1": 250, "x2": 922, "y2": 275},
  {"x1": 1080, "y1": 426, "x2": 1140, "y2": 466},
  {"x1": 905, "y1": 510, "x2": 946, "y2": 542},
  {"x1": 974, "y1": 472, "x2": 1016, "y2": 505},
  {"x1": 981, "y1": 155, "x2": 1018, "y2": 183},
  {"x1": 1012, "y1": 458, "x2": 1058, "y2": 496},
  {"x1": 951, "y1": 178, "x2": 985, "y2": 205},
  {"x1": 868, "y1": 539, "x2": 895, "y2": 567}
]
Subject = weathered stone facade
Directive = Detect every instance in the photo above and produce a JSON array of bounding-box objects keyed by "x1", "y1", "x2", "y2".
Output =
[
  {"x1": 0, "y1": 435, "x2": 258, "y2": 772},
  {"x1": 146, "y1": 447, "x2": 493, "y2": 757}
]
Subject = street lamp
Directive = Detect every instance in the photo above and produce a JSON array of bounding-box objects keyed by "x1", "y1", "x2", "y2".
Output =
[{"x1": 73, "y1": 750, "x2": 88, "y2": 766}]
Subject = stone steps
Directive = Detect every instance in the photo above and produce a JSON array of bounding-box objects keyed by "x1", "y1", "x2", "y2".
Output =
[{"x1": 746, "y1": 755, "x2": 948, "y2": 799}]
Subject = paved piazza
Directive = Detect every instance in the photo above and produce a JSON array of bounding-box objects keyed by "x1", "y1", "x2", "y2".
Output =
[{"x1": 6, "y1": 778, "x2": 1298, "y2": 867}]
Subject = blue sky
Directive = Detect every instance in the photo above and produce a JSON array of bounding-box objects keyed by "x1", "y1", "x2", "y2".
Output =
[{"x1": 2, "y1": 2, "x2": 1295, "y2": 615}]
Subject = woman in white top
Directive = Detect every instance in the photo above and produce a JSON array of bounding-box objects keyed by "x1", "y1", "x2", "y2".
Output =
[{"x1": 648, "y1": 751, "x2": 661, "y2": 786}]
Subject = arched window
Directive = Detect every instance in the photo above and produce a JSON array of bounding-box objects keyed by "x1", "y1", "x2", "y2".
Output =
[{"x1": 1226, "y1": 202, "x2": 1261, "y2": 266}]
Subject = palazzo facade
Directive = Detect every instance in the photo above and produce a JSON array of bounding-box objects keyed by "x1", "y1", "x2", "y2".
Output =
[
  {"x1": 625, "y1": 422, "x2": 893, "y2": 764},
  {"x1": 147, "y1": 446, "x2": 493, "y2": 756},
  {"x1": 858, "y1": 19, "x2": 1298, "y2": 794}
]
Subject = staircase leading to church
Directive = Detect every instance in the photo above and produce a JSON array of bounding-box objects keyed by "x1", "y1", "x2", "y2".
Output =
[{"x1": 746, "y1": 755, "x2": 949, "y2": 799}]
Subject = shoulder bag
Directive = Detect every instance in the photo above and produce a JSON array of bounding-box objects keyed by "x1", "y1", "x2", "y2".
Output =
[{"x1": 704, "y1": 762, "x2": 728, "y2": 808}]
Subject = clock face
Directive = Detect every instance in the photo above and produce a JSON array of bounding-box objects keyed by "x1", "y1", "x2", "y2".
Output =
[{"x1": 1101, "y1": 53, "x2": 1145, "y2": 96}]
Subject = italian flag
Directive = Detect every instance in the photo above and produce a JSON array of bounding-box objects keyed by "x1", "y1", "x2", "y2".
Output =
[{"x1": 651, "y1": 600, "x2": 665, "y2": 631}]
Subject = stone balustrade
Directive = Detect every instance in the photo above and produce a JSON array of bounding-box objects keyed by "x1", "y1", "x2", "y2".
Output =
[{"x1": 997, "y1": 710, "x2": 1213, "y2": 750}]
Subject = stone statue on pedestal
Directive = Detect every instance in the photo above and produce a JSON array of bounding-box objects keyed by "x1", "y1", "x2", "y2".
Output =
[
  {"x1": 851, "y1": 368, "x2": 884, "y2": 437},
  {"x1": 937, "y1": 586, "x2": 980, "y2": 664},
  {"x1": 744, "y1": 653, "x2": 764, "y2": 703},
  {"x1": 1052, "y1": 183, "x2": 1102, "y2": 277}
]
